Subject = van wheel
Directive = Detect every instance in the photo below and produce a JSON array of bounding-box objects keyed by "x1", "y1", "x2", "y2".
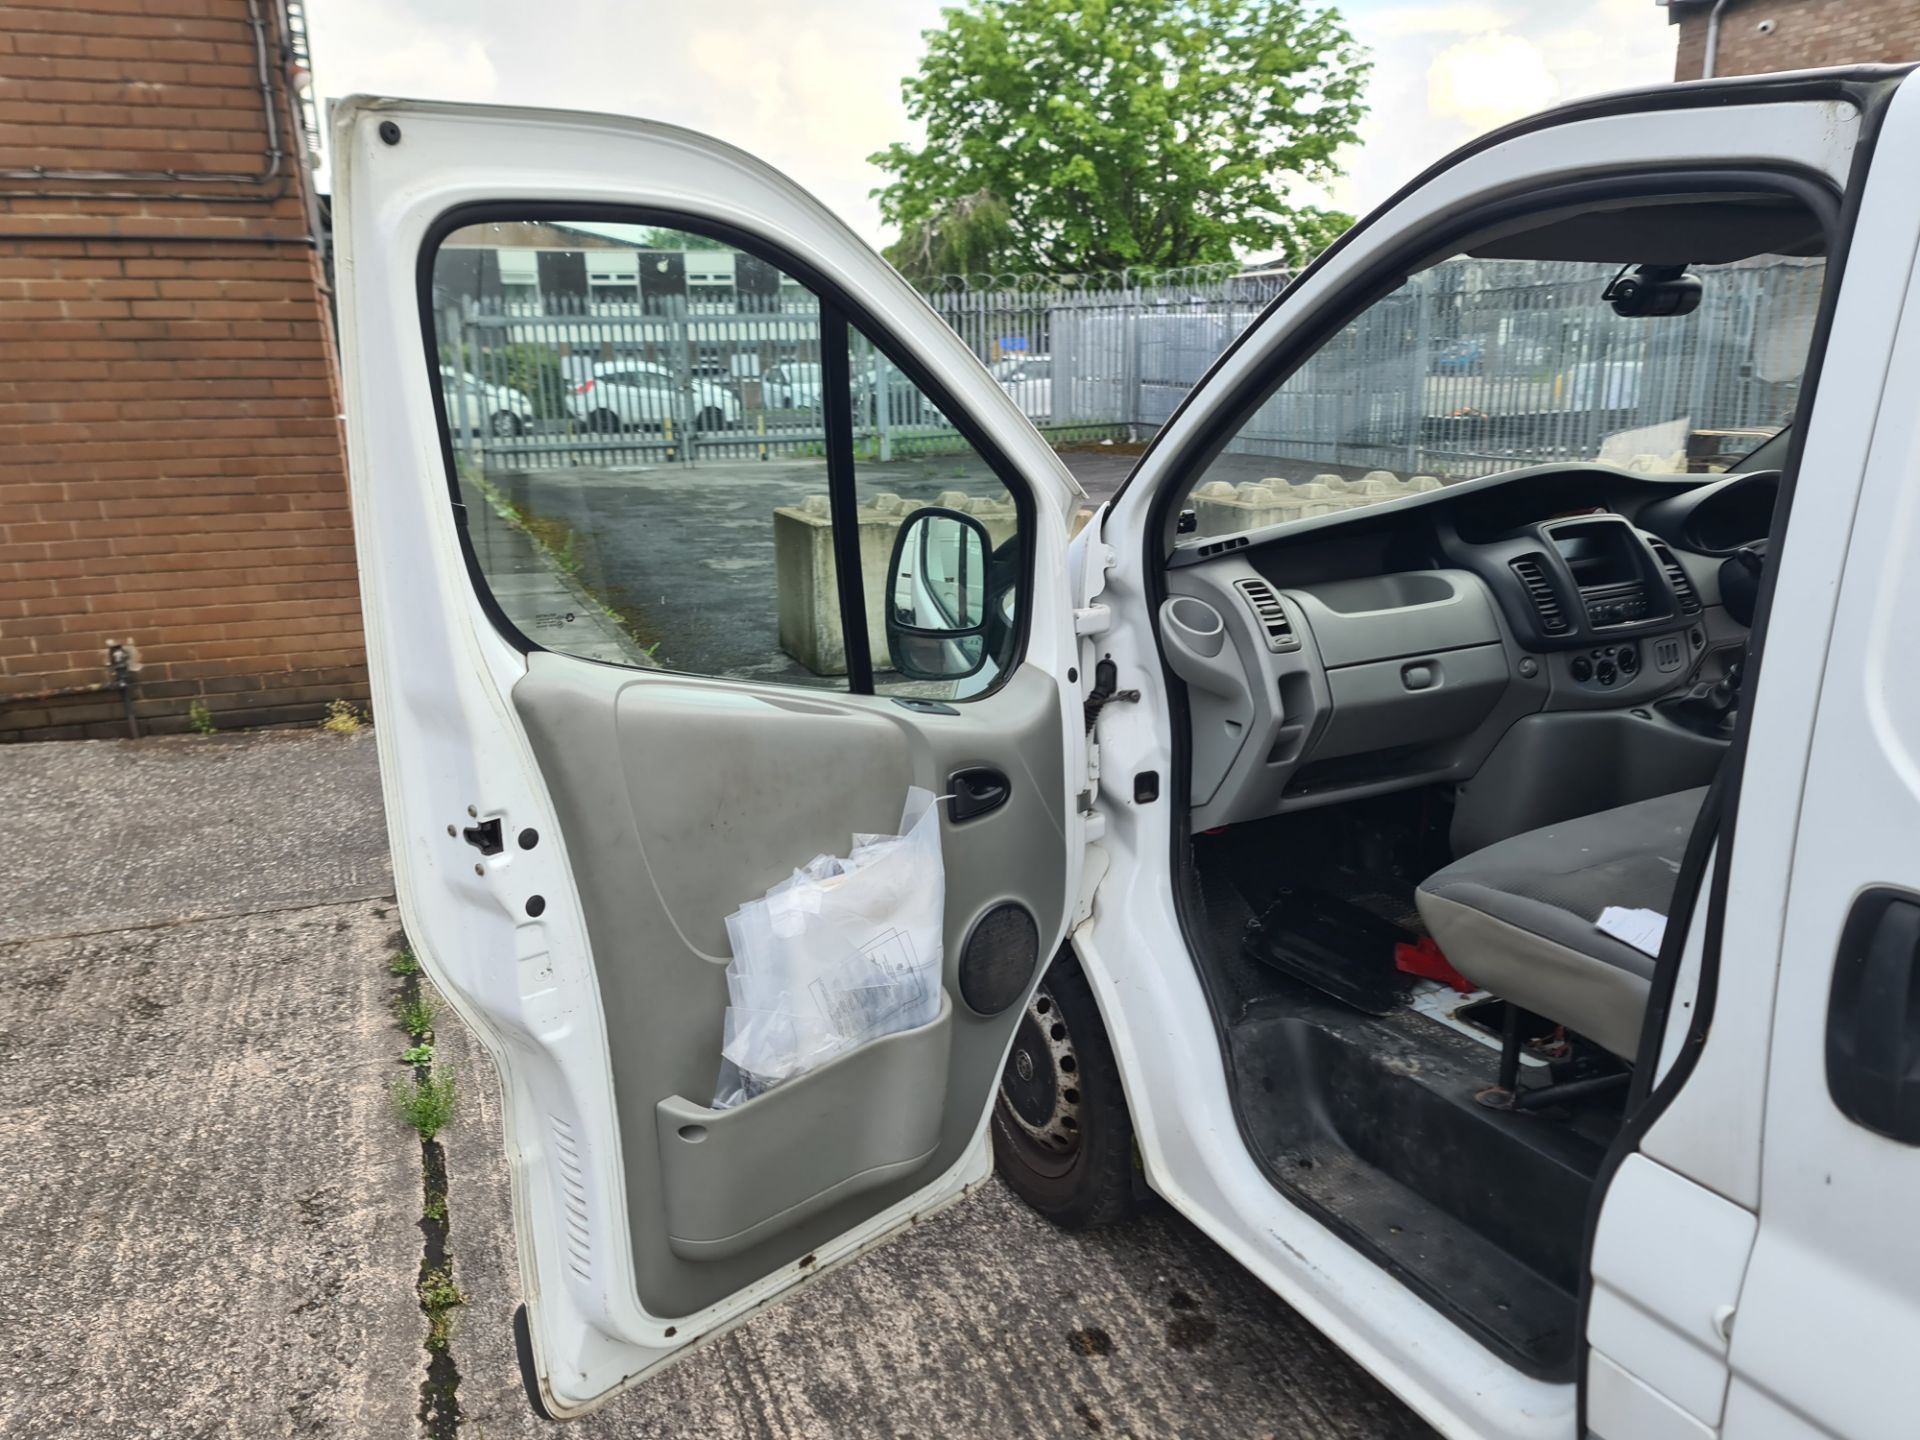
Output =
[
  {"x1": 489, "y1": 410, "x2": 523, "y2": 438},
  {"x1": 696, "y1": 405, "x2": 727, "y2": 432},
  {"x1": 587, "y1": 408, "x2": 622, "y2": 434},
  {"x1": 991, "y1": 951, "x2": 1137, "y2": 1229}
]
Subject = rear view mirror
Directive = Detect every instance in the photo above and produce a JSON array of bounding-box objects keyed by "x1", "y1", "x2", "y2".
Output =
[{"x1": 884, "y1": 507, "x2": 992, "y2": 681}]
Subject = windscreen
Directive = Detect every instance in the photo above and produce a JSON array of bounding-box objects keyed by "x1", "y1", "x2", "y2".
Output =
[{"x1": 1178, "y1": 252, "x2": 1826, "y2": 544}]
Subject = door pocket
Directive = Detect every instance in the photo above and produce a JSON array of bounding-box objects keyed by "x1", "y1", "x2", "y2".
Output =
[{"x1": 653, "y1": 994, "x2": 955, "y2": 1262}]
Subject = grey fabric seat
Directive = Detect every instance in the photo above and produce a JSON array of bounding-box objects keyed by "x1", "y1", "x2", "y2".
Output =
[{"x1": 1415, "y1": 787, "x2": 1708, "y2": 1059}]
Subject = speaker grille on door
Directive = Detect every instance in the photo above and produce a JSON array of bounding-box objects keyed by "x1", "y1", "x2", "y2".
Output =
[{"x1": 958, "y1": 903, "x2": 1041, "y2": 1015}]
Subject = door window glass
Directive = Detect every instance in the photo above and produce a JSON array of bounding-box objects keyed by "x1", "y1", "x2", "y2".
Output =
[
  {"x1": 427, "y1": 216, "x2": 1023, "y2": 697},
  {"x1": 842, "y1": 329, "x2": 1021, "y2": 700}
]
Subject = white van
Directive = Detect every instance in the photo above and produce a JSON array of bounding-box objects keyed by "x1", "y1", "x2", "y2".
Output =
[{"x1": 333, "y1": 67, "x2": 1920, "y2": 1439}]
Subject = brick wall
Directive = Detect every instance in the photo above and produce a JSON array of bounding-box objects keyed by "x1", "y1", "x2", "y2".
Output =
[
  {"x1": 1674, "y1": 0, "x2": 1920, "y2": 80},
  {"x1": 0, "y1": 0, "x2": 365, "y2": 741}
]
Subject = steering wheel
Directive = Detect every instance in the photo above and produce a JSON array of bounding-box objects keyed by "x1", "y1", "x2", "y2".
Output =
[{"x1": 1718, "y1": 542, "x2": 1765, "y2": 628}]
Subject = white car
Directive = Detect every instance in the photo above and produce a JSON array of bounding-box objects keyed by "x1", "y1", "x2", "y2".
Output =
[
  {"x1": 758, "y1": 360, "x2": 825, "y2": 410},
  {"x1": 992, "y1": 353, "x2": 1052, "y2": 421},
  {"x1": 570, "y1": 362, "x2": 741, "y2": 433},
  {"x1": 337, "y1": 73, "x2": 1920, "y2": 1440},
  {"x1": 437, "y1": 364, "x2": 533, "y2": 437}
]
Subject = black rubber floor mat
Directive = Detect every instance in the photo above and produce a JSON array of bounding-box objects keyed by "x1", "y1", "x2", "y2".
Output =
[
  {"x1": 1229, "y1": 990, "x2": 1613, "y2": 1377},
  {"x1": 1243, "y1": 888, "x2": 1418, "y2": 1015}
]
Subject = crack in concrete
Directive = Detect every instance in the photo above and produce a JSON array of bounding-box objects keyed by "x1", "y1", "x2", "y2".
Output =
[
  {"x1": 390, "y1": 950, "x2": 464, "y2": 1437},
  {"x1": 7, "y1": 891, "x2": 398, "y2": 947}
]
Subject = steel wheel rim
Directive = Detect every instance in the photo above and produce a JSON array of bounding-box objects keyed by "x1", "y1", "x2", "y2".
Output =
[{"x1": 995, "y1": 985, "x2": 1084, "y2": 1175}]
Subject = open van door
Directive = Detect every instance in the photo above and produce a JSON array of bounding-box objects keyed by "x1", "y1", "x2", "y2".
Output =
[{"x1": 331, "y1": 97, "x2": 1087, "y2": 1417}]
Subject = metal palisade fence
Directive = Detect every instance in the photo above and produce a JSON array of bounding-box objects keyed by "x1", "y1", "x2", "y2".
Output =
[{"x1": 431, "y1": 256, "x2": 1822, "y2": 475}]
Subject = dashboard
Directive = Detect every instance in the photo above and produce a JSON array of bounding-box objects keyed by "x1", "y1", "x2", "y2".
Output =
[{"x1": 1160, "y1": 463, "x2": 1773, "y2": 839}]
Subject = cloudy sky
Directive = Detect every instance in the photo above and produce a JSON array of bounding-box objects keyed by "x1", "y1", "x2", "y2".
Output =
[{"x1": 307, "y1": 0, "x2": 1681, "y2": 258}]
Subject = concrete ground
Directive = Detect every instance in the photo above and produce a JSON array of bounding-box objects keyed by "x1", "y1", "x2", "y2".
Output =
[{"x1": 0, "y1": 722, "x2": 1431, "y2": 1439}]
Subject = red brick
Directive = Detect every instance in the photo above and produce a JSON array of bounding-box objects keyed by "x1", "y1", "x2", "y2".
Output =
[
  {"x1": 1672, "y1": 0, "x2": 1920, "y2": 79},
  {"x1": 0, "y1": 0, "x2": 364, "y2": 741}
]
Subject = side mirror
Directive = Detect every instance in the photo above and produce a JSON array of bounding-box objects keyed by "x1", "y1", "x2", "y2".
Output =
[{"x1": 884, "y1": 506, "x2": 993, "y2": 681}]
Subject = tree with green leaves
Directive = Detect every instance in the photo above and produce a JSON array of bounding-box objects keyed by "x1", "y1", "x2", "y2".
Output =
[
  {"x1": 884, "y1": 190, "x2": 1017, "y2": 285},
  {"x1": 871, "y1": 0, "x2": 1369, "y2": 278}
]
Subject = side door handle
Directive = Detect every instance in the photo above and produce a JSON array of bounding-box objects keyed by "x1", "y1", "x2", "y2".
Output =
[
  {"x1": 1826, "y1": 887, "x2": 1920, "y2": 1144},
  {"x1": 947, "y1": 767, "x2": 1011, "y2": 824}
]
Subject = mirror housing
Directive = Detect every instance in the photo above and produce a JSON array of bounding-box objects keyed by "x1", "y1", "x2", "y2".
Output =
[{"x1": 884, "y1": 506, "x2": 993, "y2": 682}]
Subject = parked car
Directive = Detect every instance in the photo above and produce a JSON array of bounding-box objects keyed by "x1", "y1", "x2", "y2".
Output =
[
  {"x1": 437, "y1": 364, "x2": 534, "y2": 437},
  {"x1": 759, "y1": 360, "x2": 825, "y2": 409},
  {"x1": 993, "y1": 353, "x2": 1052, "y2": 420},
  {"x1": 758, "y1": 359, "x2": 933, "y2": 425},
  {"x1": 569, "y1": 361, "x2": 741, "y2": 433},
  {"x1": 337, "y1": 70, "x2": 1920, "y2": 1440}
]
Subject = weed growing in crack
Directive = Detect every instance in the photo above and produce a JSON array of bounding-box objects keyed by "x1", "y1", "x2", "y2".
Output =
[
  {"x1": 390, "y1": 1069, "x2": 458, "y2": 1140},
  {"x1": 419, "y1": 1265, "x2": 466, "y2": 1352},
  {"x1": 187, "y1": 699, "x2": 217, "y2": 735},
  {"x1": 394, "y1": 993, "x2": 438, "y2": 1040},
  {"x1": 390, "y1": 935, "x2": 463, "y2": 1435}
]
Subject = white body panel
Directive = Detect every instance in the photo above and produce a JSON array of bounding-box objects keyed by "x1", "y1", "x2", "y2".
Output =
[{"x1": 1722, "y1": 79, "x2": 1920, "y2": 1440}]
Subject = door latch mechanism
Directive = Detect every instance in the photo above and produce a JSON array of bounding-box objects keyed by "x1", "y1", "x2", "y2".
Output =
[{"x1": 462, "y1": 817, "x2": 504, "y2": 856}]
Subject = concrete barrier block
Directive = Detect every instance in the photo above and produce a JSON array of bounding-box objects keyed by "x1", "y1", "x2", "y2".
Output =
[
  {"x1": 774, "y1": 494, "x2": 844, "y2": 675},
  {"x1": 1191, "y1": 478, "x2": 1320, "y2": 535},
  {"x1": 1190, "y1": 480, "x2": 1240, "y2": 537},
  {"x1": 777, "y1": 489, "x2": 1024, "y2": 676},
  {"x1": 1294, "y1": 482, "x2": 1351, "y2": 518}
]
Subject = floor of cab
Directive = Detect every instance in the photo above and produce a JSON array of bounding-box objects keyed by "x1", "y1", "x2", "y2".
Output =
[{"x1": 1187, "y1": 804, "x2": 1624, "y2": 1380}]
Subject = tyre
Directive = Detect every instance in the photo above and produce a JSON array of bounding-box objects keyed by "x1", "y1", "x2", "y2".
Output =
[
  {"x1": 587, "y1": 408, "x2": 622, "y2": 434},
  {"x1": 696, "y1": 405, "x2": 727, "y2": 432},
  {"x1": 991, "y1": 950, "x2": 1137, "y2": 1229},
  {"x1": 489, "y1": 409, "x2": 523, "y2": 438}
]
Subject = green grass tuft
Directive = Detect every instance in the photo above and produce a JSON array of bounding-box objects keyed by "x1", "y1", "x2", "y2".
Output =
[
  {"x1": 394, "y1": 993, "x2": 437, "y2": 1040},
  {"x1": 390, "y1": 1069, "x2": 458, "y2": 1140},
  {"x1": 388, "y1": 948, "x2": 420, "y2": 977}
]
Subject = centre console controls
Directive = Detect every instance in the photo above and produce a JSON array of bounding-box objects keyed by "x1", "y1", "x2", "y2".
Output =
[{"x1": 1570, "y1": 641, "x2": 1640, "y2": 688}]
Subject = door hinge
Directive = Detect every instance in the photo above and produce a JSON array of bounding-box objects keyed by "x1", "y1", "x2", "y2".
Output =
[{"x1": 1074, "y1": 604, "x2": 1112, "y2": 637}]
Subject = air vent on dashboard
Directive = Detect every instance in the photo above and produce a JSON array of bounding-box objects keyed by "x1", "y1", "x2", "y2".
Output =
[
  {"x1": 1233, "y1": 578, "x2": 1300, "y2": 652},
  {"x1": 1510, "y1": 556, "x2": 1572, "y2": 635},
  {"x1": 1647, "y1": 540, "x2": 1702, "y2": 614}
]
